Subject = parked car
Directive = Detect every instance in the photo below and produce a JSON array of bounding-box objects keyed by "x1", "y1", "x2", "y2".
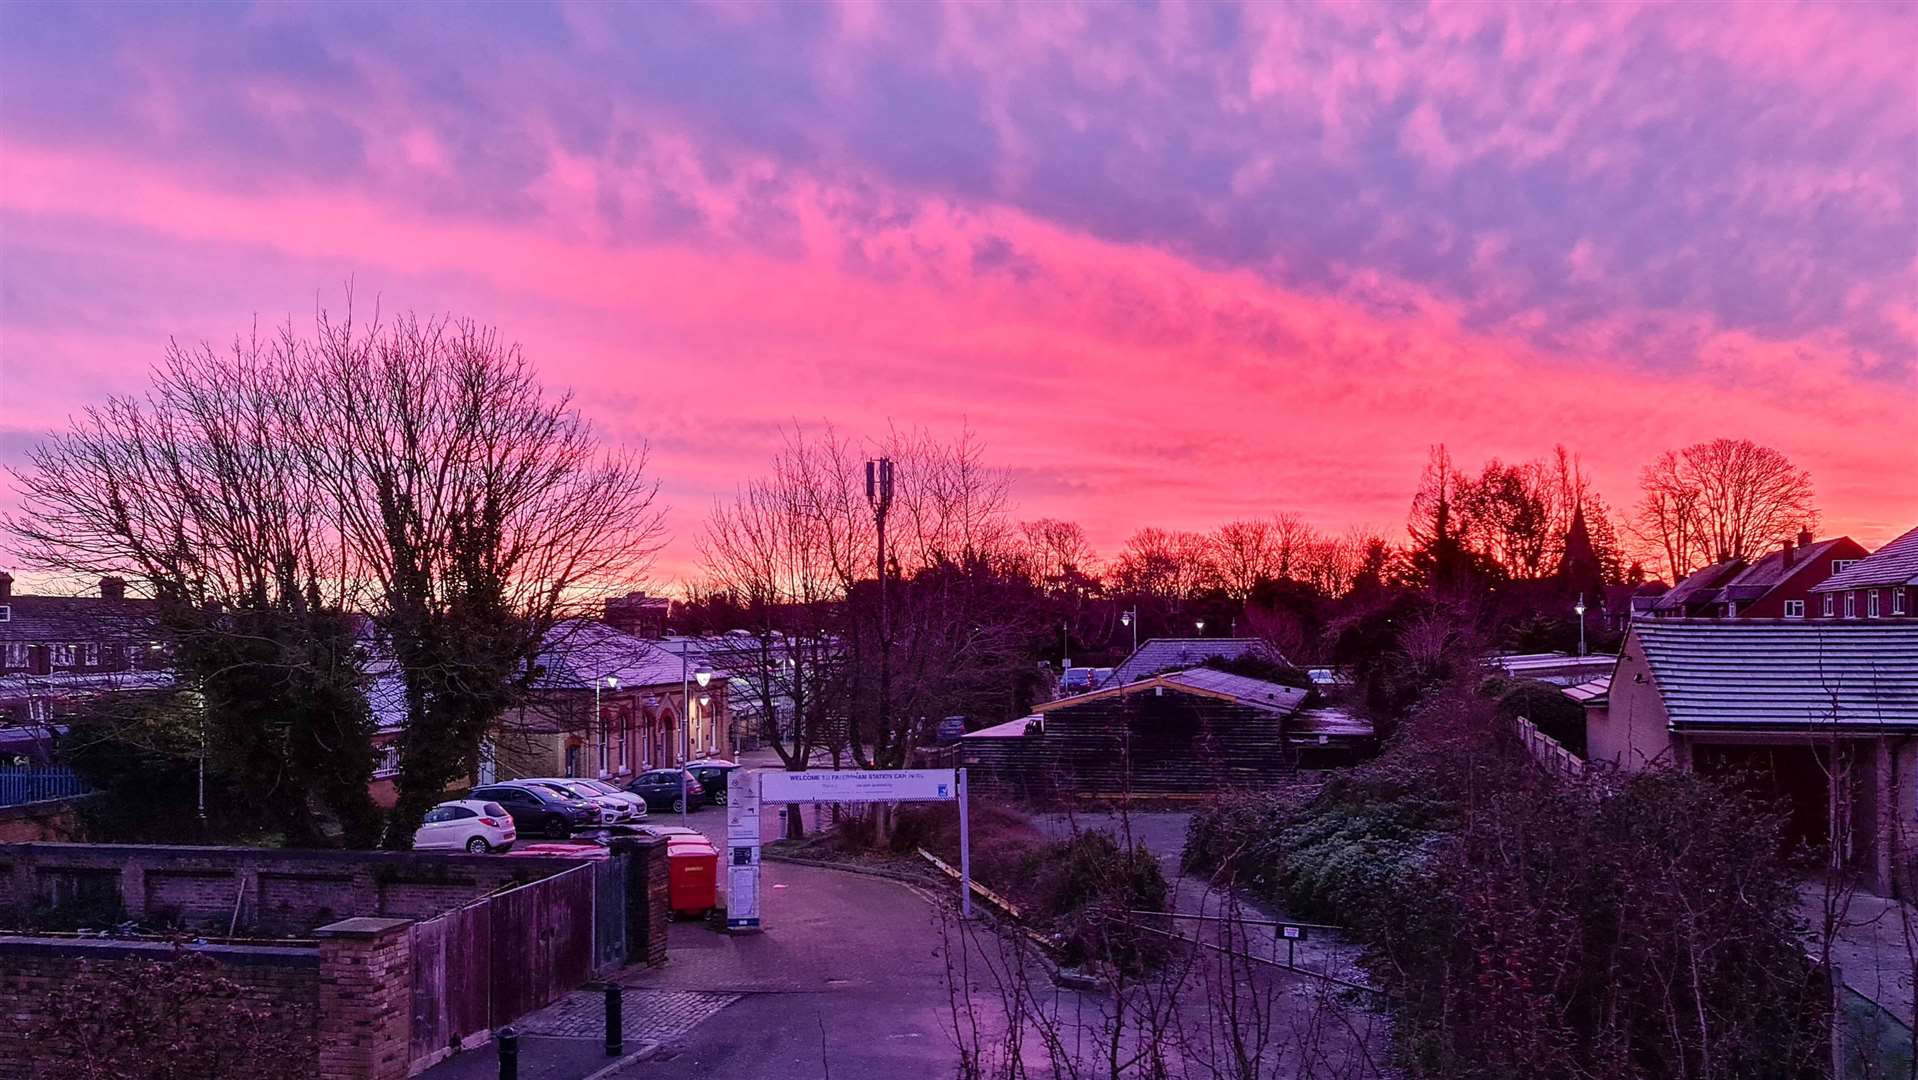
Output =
[
  {"x1": 515, "y1": 778, "x2": 637, "y2": 823},
  {"x1": 627, "y1": 768, "x2": 705, "y2": 813},
  {"x1": 1060, "y1": 667, "x2": 1093, "y2": 694},
  {"x1": 933, "y1": 718, "x2": 967, "y2": 745},
  {"x1": 412, "y1": 800, "x2": 516, "y2": 854},
  {"x1": 683, "y1": 759, "x2": 741, "y2": 805},
  {"x1": 469, "y1": 783, "x2": 596, "y2": 838},
  {"x1": 566, "y1": 777, "x2": 650, "y2": 820}
]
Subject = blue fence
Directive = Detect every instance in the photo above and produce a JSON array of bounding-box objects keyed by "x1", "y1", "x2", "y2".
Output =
[{"x1": 0, "y1": 765, "x2": 90, "y2": 808}]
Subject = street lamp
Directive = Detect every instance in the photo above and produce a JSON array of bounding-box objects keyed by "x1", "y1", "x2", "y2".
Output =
[
  {"x1": 681, "y1": 646, "x2": 713, "y2": 825},
  {"x1": 1119, "y1": 609, "x2": 1138, "y2": 655},
  {"x1": 595, "y1": 675, "x2": 619, "y2": 777},
  {"x1": 1194, "y1": 618, "x2": 1206, "y2": 636},
  {"x1": 1574, "y1": 593, "x2": 1588, "y2": 657}
]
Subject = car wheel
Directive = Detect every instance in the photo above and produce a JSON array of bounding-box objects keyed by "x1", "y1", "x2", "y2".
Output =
[
  {"x1": 671, "y1": 797, "x2": 685, "y2": 814},
  {"x1": 466, "y1": 837, "x2": 491, "y2": 855},
  {"x1": 714, "y1": 791, "x2": 728, "y2": 806}
]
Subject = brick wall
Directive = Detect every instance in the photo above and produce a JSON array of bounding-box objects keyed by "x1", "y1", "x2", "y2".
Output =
[
  {"x1": 315, "y1": 917, "x2": 413, "y2": 1080},
  {"x1": 0, "y1": 843, "x2": 586, "y2": 935},
  {"x1": 0, "y1": 936, "x2": 320, "y2": 1080}
]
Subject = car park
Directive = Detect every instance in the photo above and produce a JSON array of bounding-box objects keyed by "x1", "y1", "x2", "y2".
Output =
[
  {"x1": 627, "y1": 768, "x2": 705, "y2": 813},
  {"x1": 412, "y1": 800, "x2": 516, "y2": 854},
  {"x1": 469, "y1": 783, "x2": 596, "y2": 838}
]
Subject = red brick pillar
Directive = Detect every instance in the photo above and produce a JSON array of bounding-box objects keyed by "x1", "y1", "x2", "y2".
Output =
[
  {"x1": 612, "y1": 836, "x2": 670, "y2": 965},
  {"x1": 315, "y1": 916, "x2": 413, "y2": 1080}
]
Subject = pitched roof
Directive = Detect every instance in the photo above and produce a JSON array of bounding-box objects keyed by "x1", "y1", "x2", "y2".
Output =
[
  {"x1": 529, "y1": 620, "x2": 687, "y2": 691},
  {"x1": 1652, "y1": 559, "x2": 1748, "y2": 611},
  {"x1": 0, "y1": 594, "x2": 159, "y2": 642},
  {"x1": 1633, "y1": 619, "x2": 1918, "y2": 729},
  {"x1": 1813, "y1": 525, "x2": 1918, "y2": 592},
  {"x1": 1108, "y1": 637, "x2": 1286, "y2": 684},
  {"x1": 1036, "y1": 666, "x2": 1308, "y2": 716},
  {"x1": 1716, "y1": 538, "x2": 1850, "y2": 602}
]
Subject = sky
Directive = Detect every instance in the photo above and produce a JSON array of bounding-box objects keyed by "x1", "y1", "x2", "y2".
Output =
[{"x1": 1, "y1": 1, "x2": 1914, "y2": 587}]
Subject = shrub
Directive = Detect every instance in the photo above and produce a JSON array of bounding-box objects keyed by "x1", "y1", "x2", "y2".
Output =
[
  {"x1": 1493, "y1": 678, "x2": 1588, "y2": 755},
  {"x1": 1187, "y1": 688, "x2": 1829, "y2": 1079}
]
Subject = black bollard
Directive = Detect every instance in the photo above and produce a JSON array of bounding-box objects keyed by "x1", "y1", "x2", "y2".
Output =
[
  {"x1": 604, "y1": 982, "x2": 624, "y2": 1056},
  {"x1": 498, "y1": 1026, "x2": 519, "y2": 1080}
]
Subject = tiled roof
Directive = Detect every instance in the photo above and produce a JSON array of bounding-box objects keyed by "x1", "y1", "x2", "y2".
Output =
[
  {"x1": 1561, "y1": 676, "x2": 1610, "y2": 706},
  {"x1": 1717, "y1": 538, "x2": 1849, "y2": 602},
  {"x1": 1813, "y1": 525, "x2": 1918, "y2": 592},
  {"x1": 1652, "y1": 560, "x2": 1747, "y2": 611},
  {"x1": 529, "y1": 620, "x2": 688, "y2": 691},
  {"x1": 1108, "y1": 637, "x2": 1286, "y2": 684},
  {"x1": 0, "y1": 594, "x2": 159, "y2": 642},
  {"x1": 1036, "y1": 666, "x2": 1308, "y2": 716},
  {"x1": 1634, "y1": 620, "x2": 1918, "y2": 729}
]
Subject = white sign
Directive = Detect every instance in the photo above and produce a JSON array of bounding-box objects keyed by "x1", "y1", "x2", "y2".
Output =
[
  {"x1": 760, "y1": 768, "x2": 957, "y2": 804},
  {"x1": 727, "y1": 770, "x2": 763, "y2": 843}
]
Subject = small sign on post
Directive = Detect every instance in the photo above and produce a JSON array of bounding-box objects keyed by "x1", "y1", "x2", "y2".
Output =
[{"x1": 1279, "y1": 923, "x2": 1306, "y2": 968}]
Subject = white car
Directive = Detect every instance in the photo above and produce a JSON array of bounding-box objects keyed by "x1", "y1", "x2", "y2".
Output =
[
  {"x1": 520, "y1": 779, "x2": 637, "y2": 824},
  {"x1": 565, "y1": 777, "x2": 650, "y2": 821},
  {"x1": 413, "y1": 800, "x2": 516, "y2": 854}
]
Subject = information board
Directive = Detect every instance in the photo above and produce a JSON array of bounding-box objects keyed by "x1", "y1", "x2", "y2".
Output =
[{"x1": 759, "y1": 768, "x2": 957, "y2": 804}]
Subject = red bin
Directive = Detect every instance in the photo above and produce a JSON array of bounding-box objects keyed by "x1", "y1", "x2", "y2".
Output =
[{"x1": 666, "y1": 840, "x2": 719, "y2": 917}]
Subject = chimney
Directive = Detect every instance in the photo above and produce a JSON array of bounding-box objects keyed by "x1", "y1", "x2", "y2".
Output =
[
  {"x1": 100, "y1": 576, "x2": 126, "y2": 601},
  {"x1": 0, "y1": 571, "x2": 12, "y2": 600},
  {"x1": 1780, "y1": 537, "x2": 1795, "y2": 567},
  {"x1": 1797, "y1": 526, "x2": 1814, "y2": 548}
]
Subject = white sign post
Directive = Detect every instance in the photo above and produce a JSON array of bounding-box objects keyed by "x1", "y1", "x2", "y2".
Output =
[
  {"x1": 725, "y1": 769, "x2": 764, "y2": 931},
  {"x1": 738, "y1": 767, "x2": 971, "y2": 931}
]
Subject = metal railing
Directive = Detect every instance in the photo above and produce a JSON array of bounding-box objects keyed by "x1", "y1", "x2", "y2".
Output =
[{"x1": 0, "y1": 765, "x2": 90, "y2": 808}]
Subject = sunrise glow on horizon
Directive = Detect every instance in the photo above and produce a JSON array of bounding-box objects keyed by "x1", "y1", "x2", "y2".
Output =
[{"x1": 2, "y1": 2, "x2": 1914, "y2": 586}]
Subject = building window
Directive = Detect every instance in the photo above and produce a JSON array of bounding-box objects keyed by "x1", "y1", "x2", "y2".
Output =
[
  {"x1": 1896, "y1": 590, "x2": 1909, "y2": 616},
  {"x1": 2, "y1": 642, "x2": 25, "y2": 668},
  {"x1": 1784, "y1": 600, "x2": 1804, "y2": 618},
  {"x1": 1833, "y1": 559, "x2": 1857, "y2": 575},
  {"x1": 372, "y1": 744, "x2": 400, "y2": 778},
  {"x1": 82, "y1": 643, "x2": 99, "y2": 667},
  {"x1": 1868, "y1": 590, "x2": 1881, "y2": 618},
  {"x1": 52, "y1": 644, "x2": 76, "y2": 666},
  {"x1": 1823, "y1": 594, "x2": 1835, "y2": 617},
  {"x1": 1845, "y1": 592, "x2": 1857, "y2": 618},
  {"x1": 0, "y1": 604, "x2": 10, "y2": 623},
  {"x1": 27, "y1": 699, "x2": 50, "y2": 724}
]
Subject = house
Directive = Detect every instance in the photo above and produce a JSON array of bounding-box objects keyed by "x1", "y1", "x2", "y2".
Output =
[
  {"x1": 1810, "y1": 523, "x2": 1918, "y2": 620},
  {"x1": 1588, "y1": 619, "x2": 1918, "y2": 897},
  {"x1": 1107, "y1": 637, "x2": 1288, "y2": 685},
  {"x1": 0, "y1": 573, "x2": 173, "y2": 756},
  {"x1": 493, "y1": 620, "x2": 730, "y2": 784},
  {"x1": 602, "y1": 590, "x2": 673, "y2": 638},
  {"x1": 1601, "y1": 581, "x2": 1668, "y2": 634},
  {"x1": 1651, "y1": 531, "x2": 1868, "y2": 619},
  {"x1": 958, "y1": 666, "x2": 1370, "y2": 798}
]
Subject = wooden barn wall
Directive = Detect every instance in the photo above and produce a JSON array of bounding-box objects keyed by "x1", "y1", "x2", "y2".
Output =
[{"x1": 962, "y1": 694, "x2": 1289, "y2": 799}]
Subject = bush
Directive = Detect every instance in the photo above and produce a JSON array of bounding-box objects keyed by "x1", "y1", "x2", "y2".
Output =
[{"x1": 1186, "y1": 689, "x2": 1829, "y2": 1079}]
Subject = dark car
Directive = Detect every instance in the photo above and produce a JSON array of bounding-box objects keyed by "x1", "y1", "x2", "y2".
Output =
[
  {"x1": 627, "y1": 768, "x2": 706, "y2": 813},
  {"x1": 683, "y1": 759, "x2": 741, "y2": 805},
  {"x1": 469, "y1": 783, "x2": 596, "y2": 839}
]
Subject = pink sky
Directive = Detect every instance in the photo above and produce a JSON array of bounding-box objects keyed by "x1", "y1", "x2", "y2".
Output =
[{"x1": 1, "y1": 2, "x2": 1914, "y2": 586}]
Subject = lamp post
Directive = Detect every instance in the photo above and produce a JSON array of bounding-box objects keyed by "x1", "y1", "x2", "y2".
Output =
[
  {"x1": 595, "y1": 675, "x2": 620, "y2": 777},
  {"x1": 1195, "y1": 618, "x2": 1206, "y2": 637},
  {"x1": 681, "y1": 644, "x2": 712, "y2": 826},
  {"x1": 1574, "y1": 593, "x2": 1587, "y2": 657},
  {"x1": 1120, "y1": 609, "x2": 1138, "y2": 655}
]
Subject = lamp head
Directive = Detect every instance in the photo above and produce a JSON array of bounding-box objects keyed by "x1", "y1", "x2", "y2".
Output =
[
  {"x1": 699, "y1": 693, "x2": 711, "y2": 708},
  {"x1": 606, "y1": 676, "x2": 619, "y2": 690},
  {"x1": 695, "y1": 666, "x2": 712, "y2": 688},
  {"x1": 1120, "y1": 612, "x2": 1131, "y2": 626}
]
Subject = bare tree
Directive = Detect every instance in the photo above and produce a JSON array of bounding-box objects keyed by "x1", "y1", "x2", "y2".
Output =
[
  {"x1": 7, "y1": 327, "x2": 380, "y2": 843},
  {"x1": 1212, "y1": 519, "x2": 1278, "y2": 601},
  {"x1": 1634, "y1": 438, "x2": 1816, "y2": 580},
  {"x1": 291, "y1": 307, "x2": 666, "y2": 844},
  {"x1": 1015, "y1": 518, "x2": 1100, "y2": 593}
]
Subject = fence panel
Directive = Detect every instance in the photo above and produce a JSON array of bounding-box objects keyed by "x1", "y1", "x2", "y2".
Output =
[
  {"x1": 487, "y1": 865, "x2": 594, "y2": 1025},
  {"x1": 593, "y1": 857, "x2": 628, "y2": 974},
  {"x1": 0, "y1": 765, "x2": 88, "y2": 808}
]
